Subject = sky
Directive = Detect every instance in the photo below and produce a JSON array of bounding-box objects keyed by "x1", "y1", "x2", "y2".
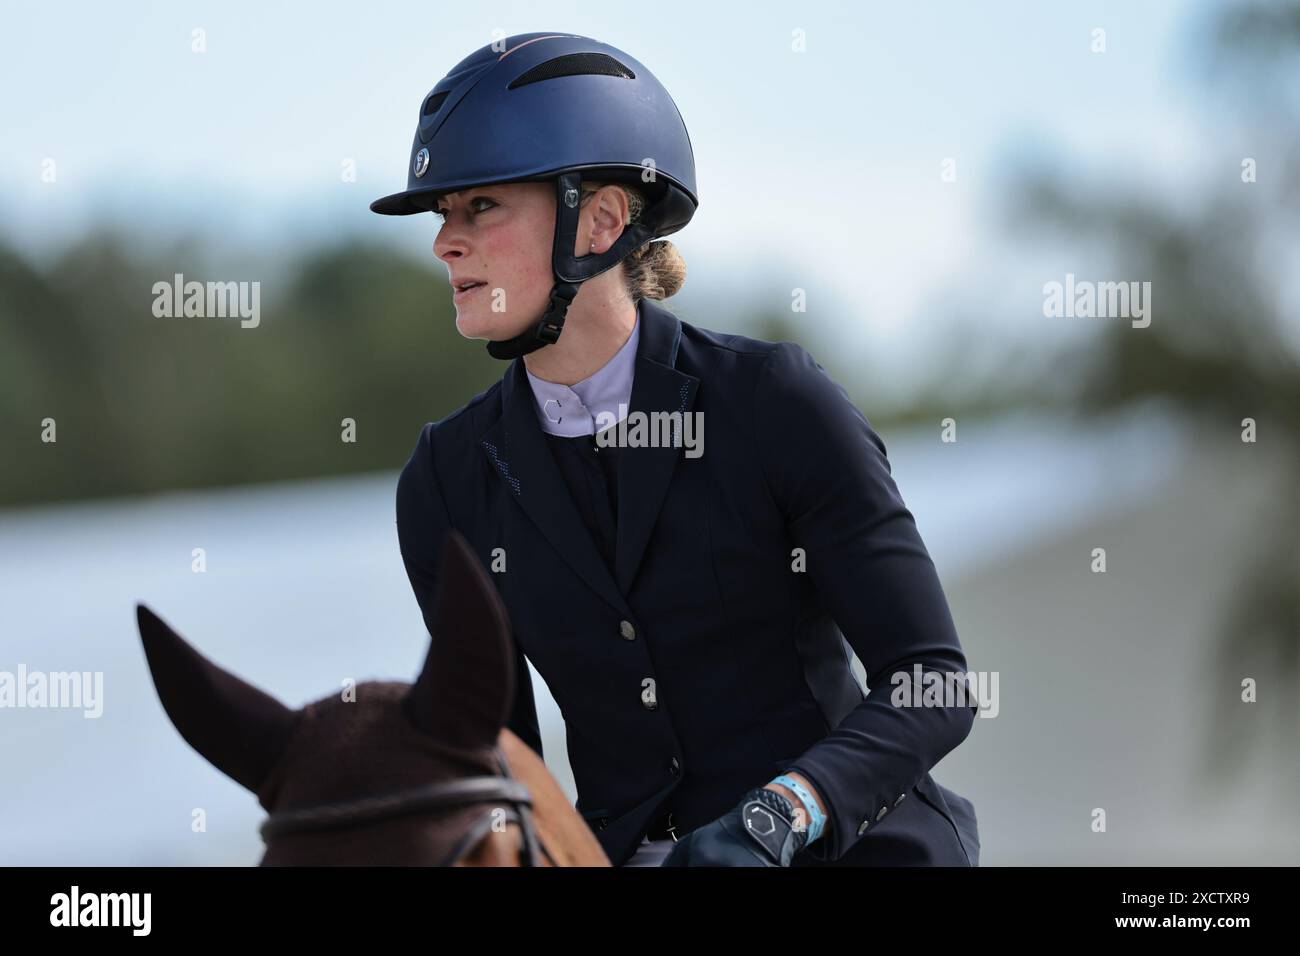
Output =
[{"x1": 0, "y1": 0, "x2": 1228, "y2": 380}]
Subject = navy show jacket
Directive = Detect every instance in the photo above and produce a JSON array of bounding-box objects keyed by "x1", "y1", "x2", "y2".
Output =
[{"x1": 395, "y1": 297, "x2": 980, "y2": 866}]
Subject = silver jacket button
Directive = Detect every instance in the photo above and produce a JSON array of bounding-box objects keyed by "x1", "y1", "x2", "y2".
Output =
[
  {"x1": 619, "y1": 619, "x2": 636, "y2": 640},
  {"x1": 858, "y1": 819, "x2": 870, "y2": 835}
]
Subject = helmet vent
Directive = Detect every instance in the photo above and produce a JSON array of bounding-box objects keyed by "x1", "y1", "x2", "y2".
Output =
[
  {"x1": 507, "y1": 52, "x2": 636, "y2": 90},
  {"x1": 422, "y1": 91, "x2": 450, "y2": 116}
]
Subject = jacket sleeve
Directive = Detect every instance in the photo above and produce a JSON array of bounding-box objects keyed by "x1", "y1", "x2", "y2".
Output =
[
  {"x1": 754, "y1": 342, "x2": 977, "y2": 863},
  {"x1": 395, "y1": 422, "x2": 545, "y2": 761}
]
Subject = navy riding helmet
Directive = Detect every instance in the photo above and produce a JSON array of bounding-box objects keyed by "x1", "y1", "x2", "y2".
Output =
[{"x1": 370, "y1": 32, "x2": 699, "y2": 360}]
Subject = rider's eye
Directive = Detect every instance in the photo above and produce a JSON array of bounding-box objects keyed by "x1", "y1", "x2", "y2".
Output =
[{"x1": 435, "y1": 197, "x2": 494, "y2": 217}]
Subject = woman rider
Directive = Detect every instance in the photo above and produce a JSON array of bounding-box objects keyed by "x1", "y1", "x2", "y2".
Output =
[{"x1": 372, "y1": 32, "x2": 980, "y2": 867}]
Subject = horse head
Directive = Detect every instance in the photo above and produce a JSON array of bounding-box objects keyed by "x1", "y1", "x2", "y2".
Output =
[{"x1": 136, "y1": 529, "x2": 608, "y2": 866}]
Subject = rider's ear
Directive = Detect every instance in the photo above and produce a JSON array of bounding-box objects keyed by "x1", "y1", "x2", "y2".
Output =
[
  {"x1": 136, "y1": 603, "x2": 298, "y2": 793},
  {"x1": 404, "y1": 530, "x2": 516, "y2": 751}
]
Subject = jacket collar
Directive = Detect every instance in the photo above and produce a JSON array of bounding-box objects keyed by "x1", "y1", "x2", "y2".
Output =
[
  {"x1": 480, "y1": 298, "x2": 700, "y2": 613},
  {"x1": 522, "y1": 312, "x2": 641, "y2": 437}
]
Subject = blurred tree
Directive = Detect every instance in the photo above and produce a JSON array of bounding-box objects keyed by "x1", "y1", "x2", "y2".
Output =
[
  {"x1": 0, "y1": 235, "x2": 504, "y2": 504},
  {"x1": 0, "y1": 241, "x2": 875, "y2": 508}
]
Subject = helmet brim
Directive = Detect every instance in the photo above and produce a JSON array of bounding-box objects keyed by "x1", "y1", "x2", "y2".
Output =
[
  {"x1": 369, "y1": 185, "x2": 444, "y2": 216},
  {"x1": 369, "y1": 172, "x2": 558, "y2": 216}
]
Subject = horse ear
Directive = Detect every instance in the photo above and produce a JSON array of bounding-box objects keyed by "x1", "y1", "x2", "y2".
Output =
[
  {"x1": 404, "y1": 530, "x2": 515, "y2": 749},
  {"x1": 136, "y1": 603, "x2": 298, "y2": 793}
]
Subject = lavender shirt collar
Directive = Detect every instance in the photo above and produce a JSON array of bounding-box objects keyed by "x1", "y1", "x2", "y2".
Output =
[{"x1": 524, "y1": 316, "x2": 640, "y2": 437}]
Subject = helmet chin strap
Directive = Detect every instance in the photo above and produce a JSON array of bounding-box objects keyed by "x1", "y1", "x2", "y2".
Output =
[
  {"x1": 484, "y1": 280, "x2": 581, "y2": 360},
  {"x1": 485, "y1": 172, "x2": 655, "y2": 361}
]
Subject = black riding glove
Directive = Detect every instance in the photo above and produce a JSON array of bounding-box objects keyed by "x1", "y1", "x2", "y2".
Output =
[{"x1": 661, "y1": 786, "x2": 809, "y2": 867}]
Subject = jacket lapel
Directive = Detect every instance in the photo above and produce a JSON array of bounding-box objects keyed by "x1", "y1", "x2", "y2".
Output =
[
  {"x1": 479, "y1": 356, "x2": 632, "y2": 617},
  {"x1": 477, "y1": 298, "x2": 698, "y2": 611},
  {"x1": 614, "y1": 299, "x2": 699, "y2": 595}
]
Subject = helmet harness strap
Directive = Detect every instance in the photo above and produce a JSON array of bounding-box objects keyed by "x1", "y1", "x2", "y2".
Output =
[{"x1": 485, "y1": 171, "x2": 656, "y2": 361}]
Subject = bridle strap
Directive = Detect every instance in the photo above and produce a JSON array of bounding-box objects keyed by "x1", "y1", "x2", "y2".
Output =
[
  {"x1": 259, "y1": 747, "x2": 549, "y2": 866},
  {"x1": 493, "y1": 747, "x2": 546, "y2": 868},
  {"x1": 260, "y1": 776, "x2": 533, "y2": 840}
]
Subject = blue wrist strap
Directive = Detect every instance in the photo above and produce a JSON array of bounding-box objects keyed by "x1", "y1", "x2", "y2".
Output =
[{"x1": 771, "y1": 773, "x2": 826, "y2": 843}]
